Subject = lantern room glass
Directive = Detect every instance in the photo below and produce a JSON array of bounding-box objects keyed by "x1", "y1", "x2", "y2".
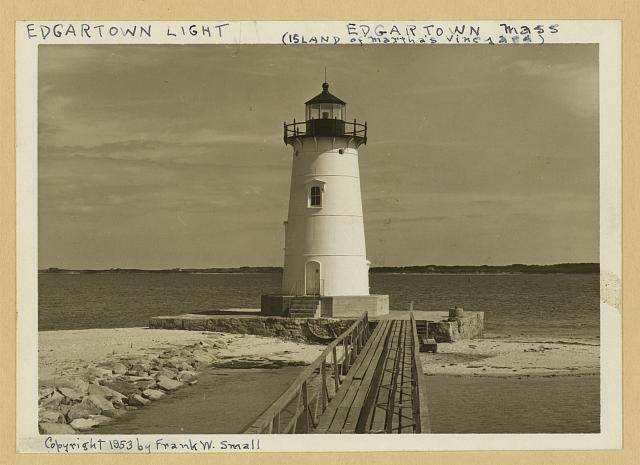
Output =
[{"x1": 306, "y1": 103, "x2": 345, "y2": 120}]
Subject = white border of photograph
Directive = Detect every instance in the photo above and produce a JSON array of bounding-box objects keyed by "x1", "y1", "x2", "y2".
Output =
[{"x1": 16, "y1": 20, "x2": 621, "y2": 453}]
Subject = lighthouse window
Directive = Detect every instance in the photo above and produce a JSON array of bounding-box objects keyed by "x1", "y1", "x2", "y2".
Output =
[
  {"x1": 307, "y1": 104, "x2": 320, "y2": 120},
  {"x1": 320, "y1": 103, "x2": 332, "y2": 119},
  {"x1": 333, "y1": 104, "x2": 343, "y2": 120},
  {"x1": 309, "y1": 186, "x2": 322, "y2": 207}
]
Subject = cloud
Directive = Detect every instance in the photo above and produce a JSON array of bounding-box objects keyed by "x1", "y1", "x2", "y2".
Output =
[{"x1": 38, "y1": 44, "x2": 599, "y2": 268}]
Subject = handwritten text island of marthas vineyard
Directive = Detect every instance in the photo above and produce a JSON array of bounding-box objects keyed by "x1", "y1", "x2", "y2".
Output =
[
  {"x1": 43, "y1": 437, "x2": 261, "y2": 454},
  {"x1": 24, "y1": 22, "x2": 560, "y2": 45}
]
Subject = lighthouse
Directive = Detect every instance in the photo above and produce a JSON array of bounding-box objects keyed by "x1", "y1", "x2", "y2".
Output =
[{"x1": 261, "y1": 82, "x2": 389, "y2": 318}]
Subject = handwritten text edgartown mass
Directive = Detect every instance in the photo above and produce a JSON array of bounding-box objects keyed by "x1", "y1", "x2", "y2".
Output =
[{"x1": 282, "y1": 23, "x2": 560, "y2": 45}]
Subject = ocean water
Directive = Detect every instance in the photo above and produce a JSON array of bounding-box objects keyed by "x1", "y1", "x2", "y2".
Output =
[
  {"x1": 39, "y1": 272, "x2": 600, "y2": 340},
  {"x1": 427, "y1": 374, "x2": 600, "y2": 433},
  {"x1": 38, "y1": 272, "x2": 601, "y2": 434}
]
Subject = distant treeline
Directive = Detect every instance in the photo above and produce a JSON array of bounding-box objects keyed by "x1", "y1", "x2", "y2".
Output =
[
  {"x1": 370, "y1": 263, "x2": 599, "y2": 274},
  {"x1": 39, "y1": 266, "x2": 283, "y2": 274},
  {"x1": 40, "y1": 263, "x2": 599, "y2": 274}
]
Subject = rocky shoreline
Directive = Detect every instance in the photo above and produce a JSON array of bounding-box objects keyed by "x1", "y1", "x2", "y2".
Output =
[{"x1": 38, "y1": 328, "x2": 325, "y2": 434}]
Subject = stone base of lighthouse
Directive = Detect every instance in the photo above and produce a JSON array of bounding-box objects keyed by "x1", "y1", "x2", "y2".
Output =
[{"x1": 260, "y1": 294, "x2": 389, "y2": 319}]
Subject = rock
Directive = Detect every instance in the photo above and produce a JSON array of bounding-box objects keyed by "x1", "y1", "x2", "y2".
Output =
[
  {"x1": 39, "y1": 387, "x2": 54, "y2": 399},
  {"x1": 111, "y1": 363, "x2": 128, "y2": 375},
  {"x1": 156, "y1": 375, "x2": 183, "y2": 392},
  {"x1": 58, "y1": 387, "x2": 82, "y2": 402},
  {"x1": 103, "y1": 381, "x2": 141, "y2": 396},
  {"x1": 160, "y1": 367, "x2": 179, "y2": 379},
  {"x1": 192, "y1": 349, "x2": 213, "y2": 361},
  {"x1": 53, "y1": 377, "x2": 89, "y2": 394},
  {"x1": 68, "y1": 402, "x2": 101, "y2": 421},
  {"x1": 188, "y1": 379, "x2": 198, "y2": 386},
  {"x1": 88, "y1": 383, "x2": 125, "y2": 400},
  {"x1": 82, "y1": 394, "x2": 114, "y2": 413},
  {"x1": 128, "y1": 394, "x2": 150, "y2": 406},
  {"x1": 165, "y1": 357, "x2": 187, "y2": 369},
  {"x1": 71, "y1": 378, "x2": 90, "y2": 395},
  {"x1": 70, "y1": 418, "x2": 99, "y2": 431},
  {"x1": 177, "y1": 371, "x2": 197, "y2": 383},
  {"x1": 40, "y1": 391, "x2": 64, "y2": 408},
  {"x1": 101, "y1": 408, "x2": 126, "y2": 419},
  {"x1": 86, "y1": 366, "x2": 113, "y2": 378},
  {"x1": 89, "y1": 414, "x2": 113, "y2": 426},
  {"x1": 126, "y1": 364, "x2": 149, "y2": 376},
  {"x1": 39, "y1": 408, "x2": 65, "y2": 423},
  {"x1": 177, "y1": 361, "x2": 193, "y2": 371},
  {"x1": 122, "y1": 375, "x2": 154, "y2": 383},
  {"x1": 142, "y1": 389, "x2": 165, "y2": 401},
  {"x1": 134, "y1": 379, "x2": 157, "y2": 390},
  {"x1": 39, "y1": 422, "x2": 75, "y2": 434}
]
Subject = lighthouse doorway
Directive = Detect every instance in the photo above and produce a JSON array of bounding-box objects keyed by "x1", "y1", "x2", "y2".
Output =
[{"x1": 305, "y1": 261, "x2": 321, "y2": 295}]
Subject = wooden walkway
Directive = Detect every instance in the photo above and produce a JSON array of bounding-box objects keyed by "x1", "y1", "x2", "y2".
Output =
[{"x1": 243, "y1": 313, "x2": 430, "y2": 434}]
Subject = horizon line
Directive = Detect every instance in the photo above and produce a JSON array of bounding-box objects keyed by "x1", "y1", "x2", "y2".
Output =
[{"x1": 38, "y1": 262, "x2": 600, "y2": 272}]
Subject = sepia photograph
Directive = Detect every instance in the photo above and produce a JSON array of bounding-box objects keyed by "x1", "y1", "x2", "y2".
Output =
[{"x1": 32, "y1": 40, "x2": 605, "y2": 440}]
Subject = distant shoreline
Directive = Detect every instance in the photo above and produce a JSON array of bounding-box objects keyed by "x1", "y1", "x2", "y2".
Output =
[{"x1": 39, "y1": 263, "x2": 599, "y2": 274}]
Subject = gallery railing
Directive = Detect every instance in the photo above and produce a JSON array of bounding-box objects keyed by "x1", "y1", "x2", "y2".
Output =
[
  {"x1": 243, "y1": 312, "x2": 370, "y2": 434},
  {"x1": 283, "y1": 118, "x2": 367, "y2": 146}
]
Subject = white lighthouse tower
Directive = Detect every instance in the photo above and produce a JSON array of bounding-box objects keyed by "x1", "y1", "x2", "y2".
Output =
[{"x1": 261, "y1": 82, "x2": 389, "y2": 318}]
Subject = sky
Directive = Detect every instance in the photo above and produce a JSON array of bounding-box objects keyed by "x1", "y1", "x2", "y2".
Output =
[{"x1": 38, "y1": 44, "x2": 599, "y2": 269}]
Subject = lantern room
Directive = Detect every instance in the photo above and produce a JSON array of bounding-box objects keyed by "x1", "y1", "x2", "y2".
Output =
[
  {"x1": 283, "y1": 82, "x2": 367, "y2": 146},
  {"x1": 305, "y1": 82, "x2": 346, "y2": 121}
]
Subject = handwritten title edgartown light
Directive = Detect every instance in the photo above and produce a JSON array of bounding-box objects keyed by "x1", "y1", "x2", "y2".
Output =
[{"x1": 25, "y1": 23, "x2": 230, "y2": 40}]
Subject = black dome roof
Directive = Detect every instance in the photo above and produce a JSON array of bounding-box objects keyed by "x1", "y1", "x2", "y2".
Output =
[{"x1": 304, "y1": 82, "x2": 347, "y2": 105}]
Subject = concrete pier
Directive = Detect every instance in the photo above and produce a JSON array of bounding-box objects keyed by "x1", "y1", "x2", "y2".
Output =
[{"x1": 148, "y1": 309, "x2": 483, "y2": 343}]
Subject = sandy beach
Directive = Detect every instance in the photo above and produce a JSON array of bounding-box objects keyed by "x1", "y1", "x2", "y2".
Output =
[
  {"x1": 39, "y1": 327, "x2": 324, "y2": 381},
  {"x1": 421, "y1": 337, "x2": 599, "y2": 377}
]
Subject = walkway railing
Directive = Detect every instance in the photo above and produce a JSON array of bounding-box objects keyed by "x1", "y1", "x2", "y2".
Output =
[
  {"x1": 243, "y1": 312, "x2": 370, "y2": 433},
  {"x1": 410, "y1": 312, "x2": 431, "y2": 433}
]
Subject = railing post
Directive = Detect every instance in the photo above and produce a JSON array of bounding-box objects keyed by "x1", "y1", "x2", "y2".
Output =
[
  {"x1": 332, "y1": 347, "x2": 340, "y2": 392},
  {"x1": 301, "y1": 380, "x2": 311, "y2": 432},
  {"x1": 321, "y1": 359, "x2": 328, "y2": 408}
]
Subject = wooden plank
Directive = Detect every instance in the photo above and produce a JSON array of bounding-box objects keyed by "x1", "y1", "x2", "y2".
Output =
[
  {"x1": 390, "y1": 321, "x2": 408, "y2": 433},
  {"x1": 326, "y1": 379, "x2": 363, "y2": 433},
  {"x1": 332, "y1": 324, "x2": 392, "y2": 432},
  {"x1": 368, "y1": 321, "x2": 401, "y2": 433},
  {"x1": 410, "y1": 314, "x2": 431, "y2": 433},
  {"x1": 384, "y1": 321, "x2": 403, "y2": 433},
  {"x1": 342, "y1": 320, "x2": 394, "y2": 433},
  {"x1": 315, "y1": 321, "x2": 391, "y2": 433},
  {"x1": 353, "y1": 320, "x2": 391, "y2": 380}
]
